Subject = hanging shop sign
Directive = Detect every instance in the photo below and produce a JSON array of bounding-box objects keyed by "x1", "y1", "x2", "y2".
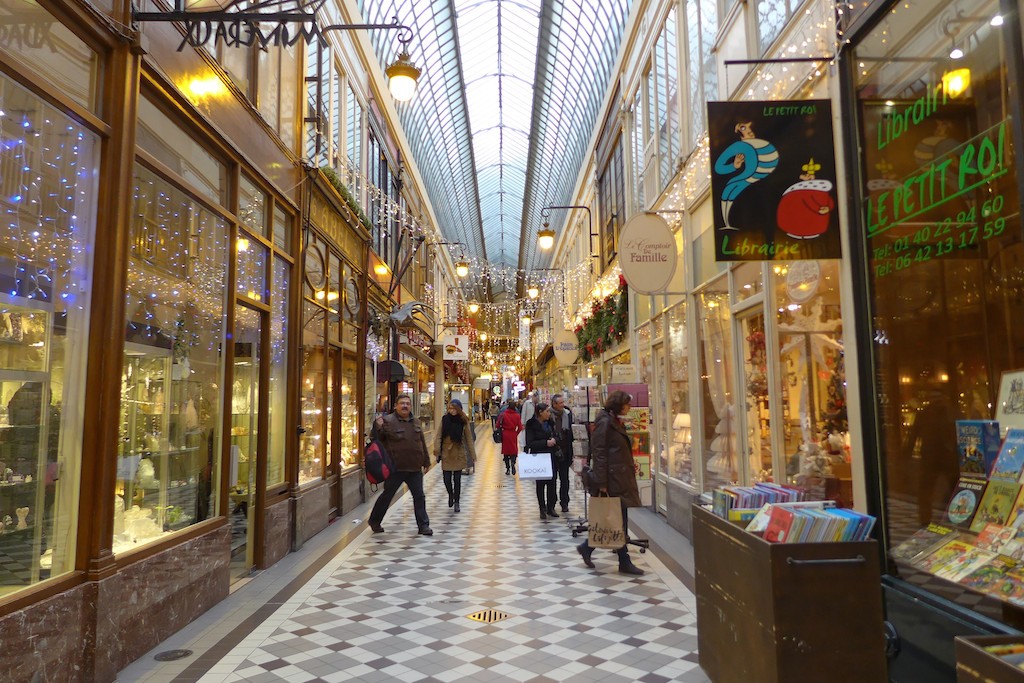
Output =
[
  {"x1": 707, "y1": 99, "x2": 841, "y2": 262},
  {"x1": 442, "y1": 334, "x2": 468, "y2": 361},
  {"x1": 619, "y1": 213, "x2": 677, "y2": 293},
  {"x1": 553, "y1": 328, "x2": 580, "y2": 366}
]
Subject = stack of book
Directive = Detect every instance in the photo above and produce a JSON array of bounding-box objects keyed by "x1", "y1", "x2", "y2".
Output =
[
  {"x1": 760, "y1": 503, "x2": 876, "y2": 543},
  {"x1": 712, "y1": 482, "x2": 806, "y2": 522}
]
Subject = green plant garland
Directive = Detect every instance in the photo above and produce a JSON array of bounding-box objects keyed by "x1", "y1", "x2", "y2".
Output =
[
  {"x1": 574, "y1": 275, "x2": 628, "y2": 363},
  {"x1": 319, "y1": 165, "x2": 374, "y2": 234}
]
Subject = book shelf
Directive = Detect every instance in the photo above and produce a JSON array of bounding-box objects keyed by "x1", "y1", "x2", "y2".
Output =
[{"x1": 693, "y1": 505, "x2": 886, "y2": 682}]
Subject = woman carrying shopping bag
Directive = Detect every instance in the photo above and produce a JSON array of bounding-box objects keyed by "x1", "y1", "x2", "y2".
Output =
[
  {"x1": 577, "y1": 390, "x2": 644, "y2": 575},
  {"x1": 434, "y1": 399, "x2": 476, "y2": 513},
  {"x1": 498, "y1": 401, "x2": 523, "y2": 475},
  {"x1": 525, "y1": 402, "x2": 560, "y2": 520}
]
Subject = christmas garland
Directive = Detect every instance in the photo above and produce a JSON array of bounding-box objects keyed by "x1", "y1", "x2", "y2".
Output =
[{"x1": 574, "y1": 275, "x2": 629, "y2": 363}]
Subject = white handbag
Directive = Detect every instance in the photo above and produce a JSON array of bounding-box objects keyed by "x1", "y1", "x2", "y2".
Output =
[{"x1": 517, "y1": 452, "x2": 553, "y2": 480}]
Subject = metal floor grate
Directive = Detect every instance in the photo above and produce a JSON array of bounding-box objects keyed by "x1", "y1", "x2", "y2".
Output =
[{"x1": 466, "y1": 608, "x2": 511, "y2": 624}]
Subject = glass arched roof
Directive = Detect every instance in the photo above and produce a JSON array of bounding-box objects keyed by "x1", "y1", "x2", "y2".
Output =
[{"x1": 358, "y1": 0, "x2": 632, "y2": 293}]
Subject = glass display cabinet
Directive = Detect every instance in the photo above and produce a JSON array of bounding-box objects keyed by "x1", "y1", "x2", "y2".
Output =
[
  {"x1": 0, "y1": 297, "x2": 55, "y2": 591},
  {"x1": 115, "y1": 342, "x2": 203, "y2": 552}
]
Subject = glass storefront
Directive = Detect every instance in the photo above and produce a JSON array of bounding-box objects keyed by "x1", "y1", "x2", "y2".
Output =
[
  {"x1": 300, "y1": 229, "x2": 362, "y2": 484},
  {"x1": 116, "y1": 160, "x2": 227, "y2": 553},
  {"x1": 853, "y1": 0, "x2": 1022, "y2": 614},
  {"x1": 0, "y1": 73, "x2": 98, "y2": 593},
  {"x1": 697, "y1": 276, "x2": 735, "y2": 490}
]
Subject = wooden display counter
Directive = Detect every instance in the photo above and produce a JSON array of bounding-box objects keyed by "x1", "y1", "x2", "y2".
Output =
[{"x1": 693, "y1": 505, "x2": 887, "y2": 682}]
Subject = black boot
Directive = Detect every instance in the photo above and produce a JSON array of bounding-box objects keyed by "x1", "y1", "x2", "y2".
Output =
[
  {"x1": 454, "y1": 499, "x2": 461, "y2": 513},
  {"x1": 616, "y1": 547, "x2": 644, "y2": 575},
  {"x1": 546, "y1": 508, "x2": 559, "y2": 518},
  {"x1": 448, "y1": 492, "x2": 455, "y2": 508},
  {"x1": 539, "y1": 505, "x2": 547, "y2": 520},
  {"x1": 577, "y1": 541, "x2": 595, "y2": 568}
]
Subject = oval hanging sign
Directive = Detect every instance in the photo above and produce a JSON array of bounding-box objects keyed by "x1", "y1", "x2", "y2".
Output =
[
  {"x1": 619, "y1": 213, "x2": 678, "y2": 294},
  {"x1": 553, "y1": 328, "x2": 580, "y2": 366}
]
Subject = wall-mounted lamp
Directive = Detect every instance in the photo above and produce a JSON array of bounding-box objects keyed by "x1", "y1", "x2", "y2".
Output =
[
  {"x1": 949, "y1": 41, "x2": 964, "y2": 59},
  {"x1": 537, "y1": 223, "x2": 555, "y2": 250},
  {"x1": 539, "y1": 205, "x2": 597, "y2": 270},
  {"x1": 480, "y1": 333, "x2": 488, "y2": 342},
  {"x1": 385, "y1": 32, "x2": 421, "y2": 101},
  {"x1": 455, "y1": 260, "x2": 470, "y2": 278},
  {"x1": 521, "y1": 314, "x2": 531, "y2": 325},
  {"x1": 468, "y1": 302, "x2": 480, "y2": 314},
  {"x1": 527, "y1": 285, "x2": 539, "y2": 299}
]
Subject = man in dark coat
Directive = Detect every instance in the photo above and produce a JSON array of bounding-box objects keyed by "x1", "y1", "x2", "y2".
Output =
[
  {"x1": 551, "y1": 394, "x2": 575, "y2": 513},
  {"x1": 577, "y1": 390, "x2": 643, "y2": 575},
  {"x1": 368, "y1": 394, "x2": 433, "y2": 536}
]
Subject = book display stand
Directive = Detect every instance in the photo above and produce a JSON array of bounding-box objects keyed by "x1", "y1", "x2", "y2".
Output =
[{"x1": 693, "y1": 506, "x2": 886, "y2": 682}]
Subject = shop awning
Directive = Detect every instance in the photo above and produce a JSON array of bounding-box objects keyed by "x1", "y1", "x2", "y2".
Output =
[{"x1": 375, "y1": 360, "x2": 412, "y2": 383}]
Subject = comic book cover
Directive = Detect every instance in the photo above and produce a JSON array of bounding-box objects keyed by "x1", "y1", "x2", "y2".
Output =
[
  {"x1": 970, "y1": 481, "x2": 1021, "y2": 532},
  {"x1": 890, "y1": 524, "x2": 958, "y2": 564},
  {"x1": 956, "y1": 420, "x2": 1002, "y2": 477},
  {"x1": 990, "y1": 428, "x2": 1024, "y2": 482},
  {"x1": 984, "y1": 565, "x2": 1024, "y2": 605},
  {"x1": 916, "y1": 538, "x2": 975, "y2": 574},
  {"x1": 974, "y1": 523, "x2": 1019, "y2": 554},
  {"x1": 960, "y1": 555, "x2": 1019, "y2": 593},
  {"x1": 934, "y1": 544, "x2": 996, "y2": 583},
  {"x1": 945, "y1": 476, "x2": 987, "y2": 529}
]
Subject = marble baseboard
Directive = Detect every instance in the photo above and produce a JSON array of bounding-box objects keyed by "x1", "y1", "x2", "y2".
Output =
[
  {"x1": 262, "y1": 497, "x2": 291, "y2": 568},
  {"x1": 296, "y1": 483, "x2": 330, "y2": 545},
  {"x1": 340, "y1": 470, "x2": 364, "y2": 516},
  {"x1": 0, "y1": 582, "x2": 89, "y2": 682},
  {"x1": 105, "y1": 525, "x2": 230, "y2": 672}
]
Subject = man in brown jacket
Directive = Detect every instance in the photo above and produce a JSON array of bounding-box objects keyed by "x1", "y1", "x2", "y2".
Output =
[{"x1": 368, "y1": 394, "x2": 433, "y2": 536}]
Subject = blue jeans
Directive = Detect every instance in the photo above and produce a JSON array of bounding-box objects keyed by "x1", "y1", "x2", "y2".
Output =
[{"x1": 369, "y1": 470, "x2": 429, "y2": 529}]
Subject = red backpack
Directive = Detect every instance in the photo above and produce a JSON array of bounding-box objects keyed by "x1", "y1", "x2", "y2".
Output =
[{"x1": 364, "y1": 440, "x2": 395, "y2": 486}]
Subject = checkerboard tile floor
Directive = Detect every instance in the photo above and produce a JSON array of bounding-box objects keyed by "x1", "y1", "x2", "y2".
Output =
[{"x1": 194, "y1": 436, "x2": 709, "y2": 683}]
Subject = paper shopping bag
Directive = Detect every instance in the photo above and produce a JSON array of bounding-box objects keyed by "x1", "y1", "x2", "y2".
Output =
[
  {"x1": 517, "y1": 452, "x2": 553, "y2": 480},
  {"x1": 588, "y1": 496, "x2": 625, "y2": 549}
]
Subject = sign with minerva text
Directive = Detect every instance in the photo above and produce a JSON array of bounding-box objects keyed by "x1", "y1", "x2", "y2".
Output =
[
  {"x1": 553, "y1": 328, "x2": 579, "y2": 366},
  {"x1": 619, "y1": 213, "x2": 678, "y2": 293}
]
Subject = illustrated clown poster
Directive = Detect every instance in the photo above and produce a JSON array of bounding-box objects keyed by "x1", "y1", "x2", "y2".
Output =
[{"x1": 707, "y1": 99, "x2": 841, "y2": 261}]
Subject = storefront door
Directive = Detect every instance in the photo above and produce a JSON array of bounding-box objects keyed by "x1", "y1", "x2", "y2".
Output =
[
  {"x1": 736, "y1": 310, "x2": 772, "y2": 484},
  {"x1": 230, "y1": 305, "x2": 263, "y2": 580}
]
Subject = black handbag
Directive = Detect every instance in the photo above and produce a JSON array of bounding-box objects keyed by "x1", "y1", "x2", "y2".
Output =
[{"x1": 492, "y1": 427, "x2": 502, "y2": 443}]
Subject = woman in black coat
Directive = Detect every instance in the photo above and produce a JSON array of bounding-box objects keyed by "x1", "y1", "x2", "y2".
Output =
[
  {"x1": 524, "y1": 402, "x2": 560, "y2": 520},
  {"x1": 576, "y1": 390, "x2": 644, "y2": 575}
]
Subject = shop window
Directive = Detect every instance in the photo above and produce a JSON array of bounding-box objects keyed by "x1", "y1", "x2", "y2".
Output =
[
  {"x1": 272, "y1": 204, "x2": 292, "y2": 254},
  {"x1": 853, "y1": 0, "x2": 1022, "y2": 612},
  {"x1": 0, "y1": 1, "x2": 100, "y2": 112},
  {"x1": 267, "y1": 257, "x2": 289, "y2": 489},
  {"x1": 0, "y1": 74, "x2": 98, "y2": 593},
  {"x1": 346, "y1": 84, "x2": 363, "y2": 196},
  {"x1": 733, "y1": 262, "x2": 763, "y2": 302},
  {"x1": 238, "y1": 175, "x2": 268, "y2": 238},
  {"x1": 117, "y1": 164, "x2": 227, "y2": 553},
  {"x1": 299, "y1": 301, "x2": 326, "y2": 485},
  {"x1": 236, "y1": 232, "x2": 268, "y2": 303},
  {"x1": 697, "y1": 279, "x2": 735, "y2": 491},
  {"x1": 684, "y1": 0, "x2": 718, "y2": 150},
  {"x1": 656, "y1": 7, "x2": 681, "y2": 193},
  {"x1": 667, "y1": 302, "x2": 692, "y2": 484},
  {"x1": 755, "y1": 0, "x2": 799, "y2": 55},
  {"x1": 328, "y1": 253, "x2": 342, "y2": 342},
  {"x1": 630, "y1": 93, "x2": 646, "y2": 212},
  {"x1": 774, "y1": 260, "x2": 847, "y2": 501},
  {"x1": 340, "y1": 352, "x2": 359, "y2": 470},
  {"x1": 598, "y1": 138, "x2": 624, "y2": 267},
  {"x1": 739, "y1": 312, "x2": 771, "y2": 482},
  {"x1": 137, "y1": 96, "x2": 226, "y2": 206}
]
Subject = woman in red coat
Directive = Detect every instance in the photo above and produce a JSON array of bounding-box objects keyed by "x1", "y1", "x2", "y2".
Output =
[{"x1": 498, "y1": 401, "x2": 523, "y2": 475}]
